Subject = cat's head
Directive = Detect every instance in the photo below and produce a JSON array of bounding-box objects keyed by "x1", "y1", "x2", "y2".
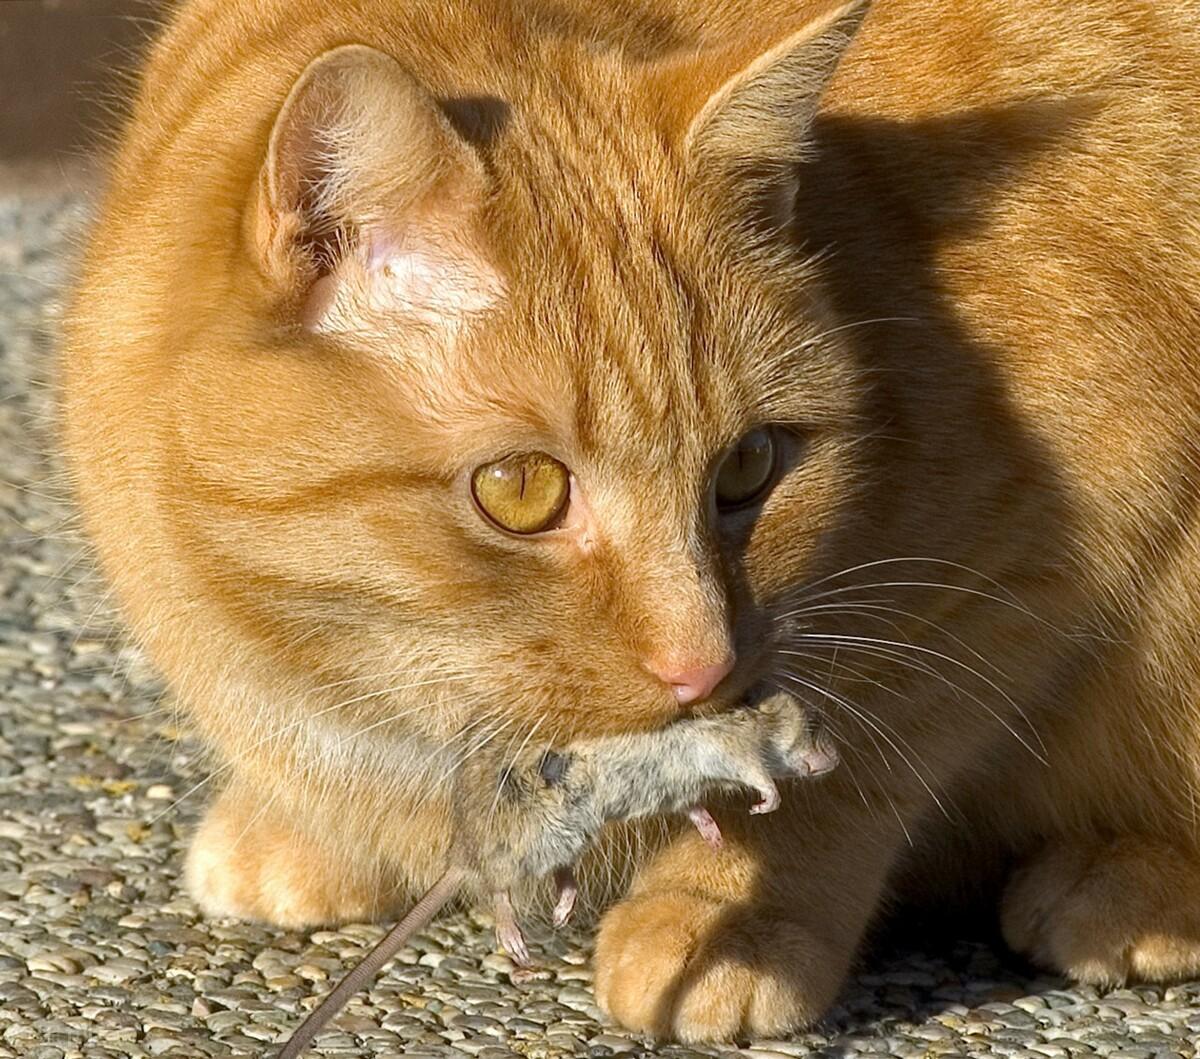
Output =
[{"x1": 70, "y1": 1, "x2": 878, "y2": 796}]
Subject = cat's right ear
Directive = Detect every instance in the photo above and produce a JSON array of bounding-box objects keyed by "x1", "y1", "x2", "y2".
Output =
[
  {"x1": 654, "y1": 0, "x2": 869, "y2": 232},
  {"x1": 248, "y1": 45, "x2": 501, "y2": 334}
]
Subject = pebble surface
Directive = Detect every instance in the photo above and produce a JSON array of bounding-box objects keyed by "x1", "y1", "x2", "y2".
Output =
[{"x1": 2, "y1": 177, "x2": 1199, "y2": 1059}]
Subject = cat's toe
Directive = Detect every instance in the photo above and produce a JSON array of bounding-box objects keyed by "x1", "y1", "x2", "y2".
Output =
[
  {"x1": 1001, "y1": 836, "x2": 1200, "y2": 986},
  {"x1": 184, "y1": 791, "x2": 392, "y2": 929},
  {"x1": 594, "y1": 890, "x2": 840, "y2": 1042}
]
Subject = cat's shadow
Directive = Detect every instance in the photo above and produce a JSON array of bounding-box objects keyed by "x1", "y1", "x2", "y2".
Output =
[
  {"x1": 826, "y1": 904, "x2": 1059, "y2": 1032},
  {"x1": 652, "y1": 92, "x2": 1167, "y2": 1039}
]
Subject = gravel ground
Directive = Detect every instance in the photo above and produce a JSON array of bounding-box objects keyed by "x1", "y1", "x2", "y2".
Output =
[{"x1": 2, "y1": 175, "x2": 1199, "y2": 1059}]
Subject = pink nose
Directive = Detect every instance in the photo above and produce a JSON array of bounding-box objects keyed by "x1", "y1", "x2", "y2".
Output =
[{"x1": 645, "y1": 655, "x2": 736, "y2": 705}]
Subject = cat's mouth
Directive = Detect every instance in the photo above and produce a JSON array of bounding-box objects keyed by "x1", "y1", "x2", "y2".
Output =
[{"x1": 737, "y1": 682, "x2": 775, "y2": 711}]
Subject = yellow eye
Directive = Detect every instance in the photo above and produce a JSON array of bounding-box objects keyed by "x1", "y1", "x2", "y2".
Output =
[
  {"x1": 714, "y1": 427, "x2": 777, "y2": 509},
  {"x1": 471, "y1": 452, "x2": 571, "y2": 534}
]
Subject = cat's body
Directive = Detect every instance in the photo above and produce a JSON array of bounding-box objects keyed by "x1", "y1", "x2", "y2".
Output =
[{"x1": 61, "y1": 0, "x2": 1200, "y2": 1042}]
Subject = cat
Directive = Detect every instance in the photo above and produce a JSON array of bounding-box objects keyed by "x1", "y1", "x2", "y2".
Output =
[{"x1": 59, "y1": 0, "x2": 1200, "y2": 1043}]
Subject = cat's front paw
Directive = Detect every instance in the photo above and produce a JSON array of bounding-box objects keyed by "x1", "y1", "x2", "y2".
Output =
[
  {"x1": 1001, "y1": 836, "x2": 1200, "y2": 986},
  {"x1": 593, "y1": 890, "x2": 842, "y2": 1042},
  {"x1": 184, "y1": 789, "x2": 392, "y2": 928}
]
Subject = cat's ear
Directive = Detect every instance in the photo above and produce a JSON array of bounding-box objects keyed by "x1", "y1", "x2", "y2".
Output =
[
  {"x1": 664, "y1": 0, "x2": 869, "y2": 228},
  {"x1": 249, "y1": 45, "x2": 501, "y2": 333}
]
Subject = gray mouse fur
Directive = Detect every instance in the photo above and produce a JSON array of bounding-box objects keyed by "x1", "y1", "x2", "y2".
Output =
[
  {"x1": 452, "y1": 690, "x2": 837, "y2": 957},
  {"x1": 275, "y1": 692, "x2": 836, "y2": 1057}
]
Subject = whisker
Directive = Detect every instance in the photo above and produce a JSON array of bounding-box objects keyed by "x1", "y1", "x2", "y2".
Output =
[
  {"x1": 774, "y1": 671, "x2": 893, "y2": 778},
  {"x1": 791, "y1": 632, "x2": 1047, "y2": 762},
  {"x1": 794, "y1": 316, "x2": 921, "y2": 353},
  {"x1": 485, "y1": 716, "x2": 547, "y2": 829},
  {"x1": 308, "y1": 659, "x2": 489, "y2": 694},
  {"x1": 784, "y1": 598, "x2": 1012, "y2": 684},
  {"x1": 776, "y1": 669, "x2": 953, "y2": 823},
  {"x1": 789, "y1": 555, "x2": 1021, "y2": 601},
  {"x1": 780, "y1": 576, "x2": 1062, "y2": 640},
  {"x1": 831, "y1": 725, "x2": 914, "y2": 845},
  {"x1": 148, "y1": 759, "x2": 234, "y2": 826},
  {"x1": 776, "y1": 645, "x2": 906, "y2": 700},
  {"x1": 781, "y1": 599, "x2": 1025, "y2": 726},
  {"x1": 446, "y1": 716, "x2": 518, "y2": 776}
]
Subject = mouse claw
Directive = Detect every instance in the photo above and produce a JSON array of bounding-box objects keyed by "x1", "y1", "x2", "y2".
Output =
[
  {"x1": 493, "y1": 891, "x2": 531, "y2": 967},
  {"x1": 552, "y1": 867, "x2": 578, "y2": 928},
  {"x1": 687, "y1": 805, "x2": 723, "y2": 849},
  {"x1": 749, "y1": 781, "x2": 781, "y2": 815}
]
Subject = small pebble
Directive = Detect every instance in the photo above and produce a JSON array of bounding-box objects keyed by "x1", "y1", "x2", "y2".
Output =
[{"x1": 1, "y1": 181, "x2": 1199, "y2": 1059}]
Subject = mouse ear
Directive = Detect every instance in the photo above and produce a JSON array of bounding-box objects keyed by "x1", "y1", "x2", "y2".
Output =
[
  {"x1": 248, "y1": 45, "x2": 502, "y2": 334},
  {"x1": 650, "y1": 0, "x2": 869, "y2": 231}
]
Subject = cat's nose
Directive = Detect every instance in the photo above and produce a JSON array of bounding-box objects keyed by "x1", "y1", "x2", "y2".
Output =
[{"x1": 644, "y1": 654, "x2": 736, "y2": 705}]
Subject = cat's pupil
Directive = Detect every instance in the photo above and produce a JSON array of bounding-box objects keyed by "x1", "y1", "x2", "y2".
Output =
[
  {"x1": 471, "y1": 452, "x2": 570, "y2": 534},
  {"x1": 714, "y1": 428, "x2": 777, "y2": 510}
]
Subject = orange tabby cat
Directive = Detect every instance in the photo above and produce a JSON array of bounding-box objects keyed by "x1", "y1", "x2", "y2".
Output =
[{"x1": 60, "y1": 0, "x2": 1200, "y2": 1042}]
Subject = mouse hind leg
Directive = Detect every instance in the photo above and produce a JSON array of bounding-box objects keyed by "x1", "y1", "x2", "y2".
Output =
[
  {"x1": 492, "y1": 890, "x2": 532, "y2": 965},
  {"x1": 1001, "y1": 834, "x2": 1200, "y2": 986}
]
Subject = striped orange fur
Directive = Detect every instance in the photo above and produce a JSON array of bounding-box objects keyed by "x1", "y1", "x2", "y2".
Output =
[{"x1": 61, "y1": 0, "x2": 1200, "y2": 1041}]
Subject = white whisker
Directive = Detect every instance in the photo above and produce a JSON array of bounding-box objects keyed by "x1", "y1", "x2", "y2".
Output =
[{"x1": 777, "y1": 669, "x2": 953, "y2": 823}]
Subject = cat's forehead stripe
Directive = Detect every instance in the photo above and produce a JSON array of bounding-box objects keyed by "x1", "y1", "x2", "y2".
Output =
[{"x1": 493, "y1": 97, "x2": 736, "y2": 459}]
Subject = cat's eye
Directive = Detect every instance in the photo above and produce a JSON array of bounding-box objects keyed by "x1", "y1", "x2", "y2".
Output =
[
  {"x1": 714, "y1": 427, "x2": 777, "y2": 510},
  {"x1": 471, "y1": 452, "x2": 571, "y2": 534}
]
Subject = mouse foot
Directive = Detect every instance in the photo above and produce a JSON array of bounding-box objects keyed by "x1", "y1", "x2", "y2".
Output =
[
  {"x1": 552, "y1": 867, "x2": 578, "y2": 927},
  {"x1": 687, "y1": 805, "x2": 723, "y2": 849},
  {"x1": 493, "y1": 891, "x2": 532, "y2": 966},
  {"x1": 510, "y1": 966, "x2": 543, "y2": 985},
  {"x1": 749, "y1": 781, "x2": 781, "y2": 815}
]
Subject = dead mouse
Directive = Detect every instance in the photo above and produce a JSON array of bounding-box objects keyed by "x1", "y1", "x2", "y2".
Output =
[
  {"x1": 274, "y1": 691, "x2": 835, "y2": 1057},
  {"x1": 454, "y1": 688, "x2": 839, "y2": 945}
]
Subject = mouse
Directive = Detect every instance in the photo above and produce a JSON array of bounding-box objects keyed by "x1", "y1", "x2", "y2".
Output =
[{"x1": 275, "y1": 691, "x2": 836, "y2": 1057}]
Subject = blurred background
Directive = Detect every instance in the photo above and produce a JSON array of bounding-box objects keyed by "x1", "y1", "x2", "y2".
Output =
[{"x1": 0, "y1": 0, "x2": 163, "y2": 181}]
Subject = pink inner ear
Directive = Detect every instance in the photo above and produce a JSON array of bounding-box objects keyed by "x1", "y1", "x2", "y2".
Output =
[
  {"x1": 304, "y1": 227, "x2": 503, "y2": 336},
  {"x1": 372, "y1": 240, "x2": 499, "y2": 319},
  {"x1": 257, "y1": 46, "x2": 502, "y2": 328}
]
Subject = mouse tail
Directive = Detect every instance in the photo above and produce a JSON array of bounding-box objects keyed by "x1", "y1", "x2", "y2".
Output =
[{"x1": 274, "y1": 866, "x2": 466, "y2": 1059}]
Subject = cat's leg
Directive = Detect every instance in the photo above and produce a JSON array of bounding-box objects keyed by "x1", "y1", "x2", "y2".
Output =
[
  {"x1": 593, "y1": 774, "x2": 906, "y2": 1042},
  {"x1": 184, "y1": 782, "x2": 420, "y2": 928},
  {"x1": 1001, "y1": 834, "x2": 1200, "y2": 985}
]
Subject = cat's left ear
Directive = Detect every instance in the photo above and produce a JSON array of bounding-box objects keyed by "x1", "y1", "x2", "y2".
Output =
[
  {"x1": 248, "y1": 44, "x2": 502, "y2": 334},
  {"x1": 660, "y1": 0, "x2": 869, "y2": 228}
]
